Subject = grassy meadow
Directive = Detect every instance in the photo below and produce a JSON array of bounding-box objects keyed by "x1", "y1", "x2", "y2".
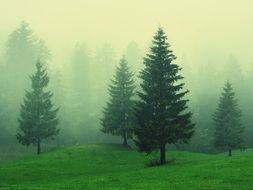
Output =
[{"x1": 0, "y1": 144, "x2": 252, "y2": 189}]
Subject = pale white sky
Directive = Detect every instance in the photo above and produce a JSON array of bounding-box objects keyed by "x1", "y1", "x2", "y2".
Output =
[{"x1": 0, "y1": 0, "x2": 253, "y2": 72}]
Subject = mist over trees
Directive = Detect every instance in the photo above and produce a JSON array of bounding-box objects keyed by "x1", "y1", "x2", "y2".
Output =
[
  {"x1": 2, "y1": 3, "x2": 253, "y2": 190},
  {"x1": 4, "y1": 21, "x2": 51, "y2": 88},
  {"x1": 0, "y1": 21, "x2": 51, "y2": 145},
  {"x1": 0, "y1": 20, "x2": 253, "y2": 158}
]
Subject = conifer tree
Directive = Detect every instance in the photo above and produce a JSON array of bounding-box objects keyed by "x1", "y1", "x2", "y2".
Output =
[
  {"x1": 213, "y1": 82, "x2": 244, "y2": 156},
  {"x1": 5, "y1": 21, "x2": 51, "y2": 80},
  {"x1": 71, "y1": 43, "x2": 91, "y2": 116},
  {"x1": 101, "y1": 56, "x2": 135, "y2": 146},
  {"x1": 134, "y1": 27, "x2": 194, "y2": 165},
  {"x1": 1, "y1": 21, "x2": 51, "y2": 142},
  {"x1": 17, "y1": 61, "x2": 59, "y2": 154}
]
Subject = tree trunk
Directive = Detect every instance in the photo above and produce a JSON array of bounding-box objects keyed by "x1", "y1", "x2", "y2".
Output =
[
  {"x1": 37, "y1": 137, "x2": 41, "y2": 155},
  {"x1": 160, "y1": 145, "x2": 166, "y2": 165},
  {"x1": 123, "y1": 130, "x2": 128, "y2": 146},
  {"x1": 228, "y1": 148, "x2": 232, "y2": 157}
]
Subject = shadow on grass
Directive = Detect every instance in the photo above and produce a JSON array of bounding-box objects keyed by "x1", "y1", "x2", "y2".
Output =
[{"x1": 146, "y1": 158, "x2": 176, "y2": 167}]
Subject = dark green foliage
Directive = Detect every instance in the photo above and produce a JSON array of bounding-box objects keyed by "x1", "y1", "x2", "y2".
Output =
[
  {"x1": 134, "y1": 27, "x2": 194, "y2": 165},
  {"x1": 213, "y1": 82, "x2": 244, "y2": 156},
  {"x1": 0, "y1": 21, "x2": 51, "y2": 146},
  {"x1": 101, "y1": 57, "x2": 135, "y2": 146},
  {"x1": 16, "y1": 61, "x2": 59, "y2": 154}
]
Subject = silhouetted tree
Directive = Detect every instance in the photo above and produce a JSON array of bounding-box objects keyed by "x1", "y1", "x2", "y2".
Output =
[
  {"x1": 224, "y1": 55, "x2": 244, "y2": 89},
  {"x1": 124, "y1": 41, "x2": 143, "y2": 73},
  {"x1": 66, "y1": 43, "x2": 99, "y2": 142},
  {"x1": 101, "y1": 56, "x2": 135, "y2": 146},
  {"x1": 1, "y1": 21, "x2": 52, "y2": 141},
  {"x1": 94, "y1": 43, "x2": 116, "y2": 82},
  {"x1": 134, "y1": 27, "x2": 194, "y2": 165},
  {"x1": 17, "y1": 61, "x2": 59, "y2": 154},
  {"x1": 93, "y1": 43, "x2": 117, "y2": 121},
  {"x1": 70, "y1": 43, "x2": 91, "y2": 113},
  {"x1": 194, "y1": 62, "x2": 220, "y2": 152},
  {"x1": 71, "y1": 43, "x2": 90, "y2": 89},
  {"x1": 5, "y1": 21, "x2": 51, "y2": 81},
  {"x1": 213, "y1": 82, "x2": 244, "y2": 157}
]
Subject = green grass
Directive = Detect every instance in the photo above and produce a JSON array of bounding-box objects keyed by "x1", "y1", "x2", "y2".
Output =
[{"x1": 0, "y1": 144, "x2": 253, "y2": 189}]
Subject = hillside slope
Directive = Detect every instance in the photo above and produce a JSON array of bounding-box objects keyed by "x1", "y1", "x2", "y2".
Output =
[{"x1": 0, "y1": 144, "x2": 253, "y2": 190}]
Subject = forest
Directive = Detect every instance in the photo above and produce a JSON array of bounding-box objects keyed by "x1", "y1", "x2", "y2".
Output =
[{"x1": 1, "y1": 0, "x2": 253, "y2": 189}]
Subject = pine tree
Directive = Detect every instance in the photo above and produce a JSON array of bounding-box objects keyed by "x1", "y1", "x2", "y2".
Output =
[
  {"x1": 95, "y1": 43, "x2": 116, "y2": 83},
  {"x1": 213, "y1": 82, "x2": 244, "y2": 156},
  {"x1": 101, "y1": 56, "x2": 135, "y2": 146},
  {"x1": 94, "y1": 43, "x2": 116, "y2": 108},
  {"x1": 124, "y1": 41, "x2": 143, "y2": 73},
  {"x1": 134, "y1": 27, "x2": 194, "y2": 165},
  {"x1": 17, "y1": 61, "x2": 59, "y2": 154},
  {"x1": 0, "y1": 21, "x2": 52, "y2": 143},
  {"x1": 5, "y1": 21, "x2": 51, "y2": 78},
  {"x1": 70, "y1": 43, "x2": 91, "y2": 116}
]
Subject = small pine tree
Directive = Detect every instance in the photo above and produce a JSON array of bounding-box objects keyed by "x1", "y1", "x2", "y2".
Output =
[
  {"x1": 134, "y1": 27, "x2": 194, "y2": 165},
  {"x1": 101, "y1": 56, "x2": 135, "y2": 146},
  {"x1": 213, "y1": 82, "x2": 244, "y2": 156},
  {"x1": 17, "y1": 61, "x2": 59, "y2": 154}
]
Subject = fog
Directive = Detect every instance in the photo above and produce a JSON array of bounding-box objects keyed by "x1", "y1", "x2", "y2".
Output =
[
  {"x1": 1, "y1": 0, "x2": 253, "y2": 69},
  {"x1": 1, "y1": 0, "x2": 253, "y2": 158}
]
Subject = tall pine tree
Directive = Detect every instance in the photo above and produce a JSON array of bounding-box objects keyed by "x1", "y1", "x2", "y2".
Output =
[
  {"x1": 1, "y1": 21, "x2": 51, "y2": 143},
  {"x1": 101, "y1": 56, "x2": 135, "y2": 146},
  {"x1": 134, "y1": 27, "x2": 194, "y2": 165},
  {"x1": 213, "y1": 82, "x2": 244, "y2": 156},
  {"x1": 17, "y1": 61, "x2": 59, "y2": 154}
]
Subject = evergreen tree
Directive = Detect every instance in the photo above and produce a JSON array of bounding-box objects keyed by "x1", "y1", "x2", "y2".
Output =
[
  {"x1": 134, "y1": 27, "x2": 194, "y2": 165},
  {"x1": 213, "y1": 82, "x2": 244, "y2": 156},
  {"x1": 224, "y1": 55, "x2": 244, "y2": 89},
  {"x1": 17, "y1": 61, "x2": 59, "y2": 154},
  {"x1": 70, "y1": 43, "x2": 91, "y2": 114},
  {"x1": 5, "y1": 21, "x2": 51, "y2": 79},
  {"x1": 3, "y1": 21, "x2": 51, "y2": 102},
  {"x1": 124, "y1": 41, "x2": 143, "y2": 73},
  {"x1": 101, "y1": 56, "x2": 135, "y2": 146},
  {"x1": 94, "y1": 43, "x2": 116, "y2": 82},
  {"x1": 93, "y1": 43, "x2": 117, "y2": 124},
  {"x1": 0, "y1": 21, "x2": 52, "y2": 142}
]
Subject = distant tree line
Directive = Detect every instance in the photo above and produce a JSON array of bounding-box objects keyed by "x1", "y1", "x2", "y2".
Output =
[{"x1": 0, "y1": 21, "x2": 247, "y2": 162}]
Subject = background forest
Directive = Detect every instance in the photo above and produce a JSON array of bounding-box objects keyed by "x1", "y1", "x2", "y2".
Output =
[{"x1": 1, "y1": 0, "x2": 253, "y2": 159}]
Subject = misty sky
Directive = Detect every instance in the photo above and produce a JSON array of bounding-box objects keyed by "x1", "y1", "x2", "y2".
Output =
[{"x1": 0, "y1": 0, "x2": 253, "y2": 73}]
